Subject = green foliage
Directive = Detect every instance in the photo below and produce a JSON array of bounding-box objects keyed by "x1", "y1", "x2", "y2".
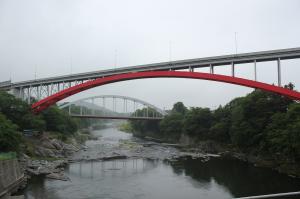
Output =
[
  {"x1": 0, "y1": 152, "x2": 17, "y2": 160},
  {"x1": 228, "y1": 89, "x2": 293, "y2": 149},
  {"x1": 264, "y1": 103, "x2": 300, "y2": 159},
  {"x1": 119, "y1": 122, "x2": 133, "y2": 133},
  {"x1": 183, "y1": 107, "x2": 212, "y2": 138},
  {"x1": 0, "y1": 91, "x2": 46, "y2": 132},
  {"x1": 129, "y1": 83, "x2": 300, "y2": 161},
  {"x1": 172, "y1": 102, "x2": 188, "y2": 115},
  {"x1": 129, "y1": 107, "x2": 161, "y2": 137},
  {"x1": 0, "y1": 113, "x2": 22, "y2": 152},
  {"x1": 160, "y1": 112, "x2": 184, "y2": 140},
  {"x1": 0, "y1": 91, "x2": 83, "y2": 154},
  {"x1": 42, "y1": 105, "x2": 78, "y2": 134}
]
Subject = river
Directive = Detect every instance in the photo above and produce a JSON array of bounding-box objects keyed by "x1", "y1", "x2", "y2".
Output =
[{"x1": 22, "y1": 127, "x2": 300, "y2": 199}]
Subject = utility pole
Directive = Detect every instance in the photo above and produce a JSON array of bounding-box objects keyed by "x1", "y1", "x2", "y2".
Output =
[
  {"x1": 114, "y1": 49, "x2": 118, "y2": 70},
  {"x1": 169, "y1": 41, "x2": 172, "y2": 62},
  {"x1": 34, "y1": 65, "x2": 37, "y2": 80},
  {"x1": 70, "y1": 57, "x2": 73, "y2": 75}
]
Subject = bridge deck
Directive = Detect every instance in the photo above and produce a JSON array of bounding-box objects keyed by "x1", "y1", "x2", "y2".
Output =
[
  {"x1": 70, "y1": 114, "x2": 163, "y2": 120},
  {"x1": 2, "y1": 47, "x2": 300, "y2": 88}
]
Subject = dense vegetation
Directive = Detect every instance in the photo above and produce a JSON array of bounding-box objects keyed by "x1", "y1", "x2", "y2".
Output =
[
  {"x1": 0, "y1": 91, "x2": 89, "y2": 152},
  {"x1": 130, "y1": 84, "x2": 300, "y2": 162}
]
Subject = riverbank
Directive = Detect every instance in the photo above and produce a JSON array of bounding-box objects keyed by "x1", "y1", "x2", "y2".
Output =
[
  {"x1": 21, "y1": 127, "x2": 300, "y2": 199},
  {"x1": 7, "y1": 130, "x2": 92, "y2": 198},
  {"x1": 15, "y1": 126, "x2": 300, "y2": 199},
  {"x1": 136, "y1": 134, "x2": 300, "y2": 178}
]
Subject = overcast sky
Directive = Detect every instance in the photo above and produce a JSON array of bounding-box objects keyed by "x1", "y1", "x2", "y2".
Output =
[{"x1": 1, "y1": 0, "x2": 300, "y2": 110}]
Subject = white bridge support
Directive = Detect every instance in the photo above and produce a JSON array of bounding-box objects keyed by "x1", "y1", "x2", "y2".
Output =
[{"x1": 58, "y1": 95, "x2": 167, "y2": 120}]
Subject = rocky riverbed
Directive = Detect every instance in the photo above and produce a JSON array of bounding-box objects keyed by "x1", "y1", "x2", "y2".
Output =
[
  {"x1": 18, "y1": 136, "x2": 84, "y2": 183},
  {"x1": 23, "y1": 129, "x2": 223, "y2": 183},
  {"x1": 69, "y1": 135, "x2": 220, "y2": 163},
  {"x1": 18, "y1": 130, "x2": 220, "y2": 188}
]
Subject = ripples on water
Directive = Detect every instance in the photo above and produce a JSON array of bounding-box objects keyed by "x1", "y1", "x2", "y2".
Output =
[{"x1": 23, "y1": 128, "x2": 300, "y2": 199}]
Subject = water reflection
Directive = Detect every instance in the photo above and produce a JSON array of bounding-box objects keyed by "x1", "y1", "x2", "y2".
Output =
[
  {"x1": 22, "y1": 128, "x2": 300, "y2": 199},
  {"x1": 68, "y1": 159, "x2": 160, "y2": 180},
  {"x1": 168, "y1": 157, "x2": 300, "y2": 198},
  {"x1": 24, "y1": 158, "x2": 233, "y2": 199}
]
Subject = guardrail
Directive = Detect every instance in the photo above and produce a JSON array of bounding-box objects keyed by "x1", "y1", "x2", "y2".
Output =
[{"x1": 234, "y1": 191, "x2": 300, "y2": 199}]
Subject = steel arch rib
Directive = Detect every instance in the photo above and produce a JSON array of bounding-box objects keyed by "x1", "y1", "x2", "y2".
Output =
[
  {"x1": 32, "y1": 71, "x2": 300, "y2": 113},
  {"x1": 58, "y1": 95, "x2": 167, "y2": 116}
]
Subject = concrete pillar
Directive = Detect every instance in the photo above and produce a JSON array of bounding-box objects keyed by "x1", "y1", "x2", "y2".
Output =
[
  {"x1": 27, "y1": 86, "x2": 31, "y2": 104},
  {"x1": 37, "y1": 85, "x2": 41, "y2": 100},
  {"x1": 231, "y1": 62, "x2": 235, "y2": 77},
  {"x1": 277, "y1": 58, "x2": 281, "y2": 86},
  {"x1": 210, "y1": 64, "x2": 214, "y2": 74},
  {"x1": 254, "y1": 60, "x2": 257, "y2": 81}
]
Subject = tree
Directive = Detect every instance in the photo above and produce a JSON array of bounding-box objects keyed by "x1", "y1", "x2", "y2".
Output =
[
  {"x1": 42, "y1": 105, "x2": 78, "y2": 134},
  {"x1": 265, "y1": 103, "x2": 300, "y2": 159},
  {"x1": 172, "y1": 102, "x2": 188, "y2": 115},
  {"x1": 0, "y1": 91, "x2": 30, "y2": 129},
  {"x1": 160, "y1": 112, "x2": 184, "y2": 140},
  {"x1": 183, "y1": 107, "x2": 212, "y2": 138},
  {"x1": 0, "y1": 113, "x2": 22, "y2": 152}
]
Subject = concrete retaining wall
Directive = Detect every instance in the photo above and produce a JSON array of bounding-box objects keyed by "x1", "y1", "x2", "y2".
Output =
[{"x1": 0, "y1": 159, "x2": 23, "y2": 198}]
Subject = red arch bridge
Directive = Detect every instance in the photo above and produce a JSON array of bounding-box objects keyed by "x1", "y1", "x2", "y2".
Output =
[{"x1": 1, "y1": 47, "x2": 300, "y2": 114}]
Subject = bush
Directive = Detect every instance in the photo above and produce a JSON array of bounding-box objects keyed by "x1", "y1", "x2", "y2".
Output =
[
  {"x1": 0, "y1": 113, "x2": 22, "y2": 152},
  {"x1": 0, "y1": 152, "x2": 17, "y2": 160}
]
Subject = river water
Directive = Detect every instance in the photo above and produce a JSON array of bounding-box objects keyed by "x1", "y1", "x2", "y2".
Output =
[{"x1": 22, "y1": 128, "x2": 300, "y2": 199}]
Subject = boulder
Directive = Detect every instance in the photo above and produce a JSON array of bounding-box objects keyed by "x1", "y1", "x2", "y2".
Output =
[
  {"x1": 46, "y1": 173, "x2": 70, "y2": 181},
  {"x1": 51, "y1": 139, "x2": 63, "y2": 150}
]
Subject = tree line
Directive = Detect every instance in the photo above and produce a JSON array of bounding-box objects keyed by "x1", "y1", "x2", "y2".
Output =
[
  {"x1": 130, "y1": 83, "x2": 300, "y2": 161},
  {"x1": 0, "y1": 91, "x2": 96, "y2": 152}
]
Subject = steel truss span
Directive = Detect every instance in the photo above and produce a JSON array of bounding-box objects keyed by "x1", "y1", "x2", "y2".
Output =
[
  {"x1": 59, "y1": 95, "x2": 167, "y2": 120},
  {"x1": 32, "y1": 71, "x2": 300, "y2": 113}
]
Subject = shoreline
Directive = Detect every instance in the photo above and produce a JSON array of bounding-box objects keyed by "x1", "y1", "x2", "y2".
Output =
[
  {"x1": 16, "y1": 128, "x2": 300, "y2": 198},
  {"x1": 138, "y1": 134, "x2": 300, "y2": 178}
]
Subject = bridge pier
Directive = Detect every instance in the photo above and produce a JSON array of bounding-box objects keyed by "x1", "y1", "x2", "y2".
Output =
[
  {"x1": 231, "y1": 62, "x2": 235, "y2": 77},
  {"x1": 254, "y1": 60, "x2": 257, "y2": 81},
  {"x1": 277, "y1": 58, "x2": 281, "y2": 87},
  {"x1": 209, "y1": 64, "x2": 214, "y2": 74}
]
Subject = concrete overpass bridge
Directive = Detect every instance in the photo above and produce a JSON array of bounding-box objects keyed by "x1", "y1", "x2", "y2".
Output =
[
  {"x1": 58, "y1": 95, "x2": 167, "y2": 120},
  {"x1": 1, "y1": 47, "x2": 300, "y2": 113}
]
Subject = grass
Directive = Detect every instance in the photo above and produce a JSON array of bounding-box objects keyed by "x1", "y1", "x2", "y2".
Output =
[
  {"x1": 0, "y1": 152, "x2": 17, "y2": 160},
  {"x1": 118, "y1": 122, "x2": 133, "y2": 133}
]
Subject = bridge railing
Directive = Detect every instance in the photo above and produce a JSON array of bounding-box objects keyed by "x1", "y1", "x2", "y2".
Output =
[{"x1": 233, "y1": 191, "x2": 300, "y2": 199}]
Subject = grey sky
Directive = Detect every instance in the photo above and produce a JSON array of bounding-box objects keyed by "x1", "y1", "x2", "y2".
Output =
[{"x1": 1, "y1": 0, "x2": 300, "y2": 109}]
